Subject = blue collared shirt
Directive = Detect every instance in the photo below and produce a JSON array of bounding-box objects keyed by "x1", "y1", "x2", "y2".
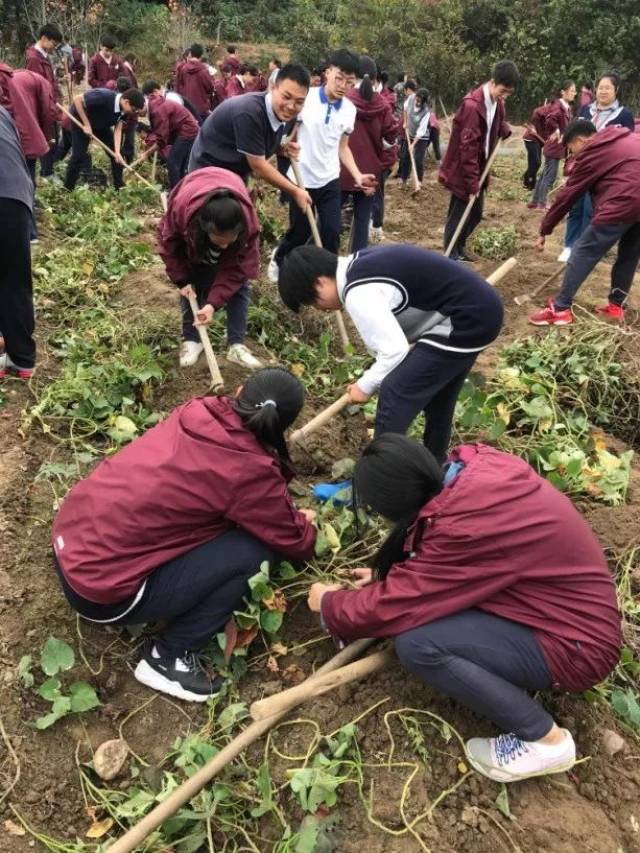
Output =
[{"x1": 319, "y1": 85, "x2": 343, "y2": 124}]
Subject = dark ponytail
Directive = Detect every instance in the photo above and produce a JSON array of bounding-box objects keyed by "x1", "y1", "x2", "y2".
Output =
[
  {"x1": 233, "y1": 367, "x2": 305, "y2": 464},
  {"x1": 191, "y1": 190, "x2": 247, "y2": 262},
  {"x1": 358, "y1": 55, "x2": 377, "y2": 102},
  {"x1": 353, "y1": 434, "x2": 444, "y2": 579}
]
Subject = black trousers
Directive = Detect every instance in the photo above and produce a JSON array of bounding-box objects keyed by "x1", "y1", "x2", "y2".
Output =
[
  {"x1": 443, "y1": 191, "x2": 485, "y2": 259},
  {"x1": 274, "y1": 178, "x2": 342, "y2": 265},
  {"x1": 64, "y1": 125, "x2": 124, "y2": 190},
  {"x1": 375, "y1": 343, "x2": 477, "y2": 463},
  {"x1": 167, "y1": 136, "x2": 195, "y2": 188},
  {"x1": 371, "y1": 168, "x2": 390, "y2": 228},
  {"x1": 0, "y1": 199, "x2": 35, "y2": 368},
  {"x1": 428, "y1": 126, "x2": 441, "y2": 161},
  {"x1": 523, "y1": 139, "x2": 542, "y2": 190},
  {"x1": 399, "y1": 138, "x2": 428, "y2": 183},
  {"x1": 40, "y1": 122, "x2": 59, "y2": 177},
  {"x1": 395, "y1": 609, "x2": 554, "y2": 741},
  {"x1": 181, "y1": 265, "x2": 250, "y2": 346}
]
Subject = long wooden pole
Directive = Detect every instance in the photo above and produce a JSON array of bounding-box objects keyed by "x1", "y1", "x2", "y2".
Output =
[
  {"x1": 186, "y1": 292, "x2": 224, "y2": 391},
  {"x1": 486, "y1": 256, "x2": 517, "y2": 286},
  {"x1": 107, "y1": 638, "x2": 375, "y2": 853},
  {"x1": 289, "y1": 392, "x2": 351, "y2": 444},
  {"x1": 444, "y1": 141, "x2": 502, "y2": 258},
  {"x1": 514, "y1": 264, "x2": 564, "y2": 306},
  {"x1": 57, "y1": 103, "x2": 161, "y2": 196},
  {"x1": 289, "y1": 159, "x2": 351, "y2": 352},
  {"x1": 406, "y1": 136, "x2": 421, "y2": 193}
]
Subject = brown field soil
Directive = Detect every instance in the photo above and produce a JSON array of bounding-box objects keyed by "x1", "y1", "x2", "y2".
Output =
[{"x1": 0, "y1": 144, "x2": 639, "y2": 853}]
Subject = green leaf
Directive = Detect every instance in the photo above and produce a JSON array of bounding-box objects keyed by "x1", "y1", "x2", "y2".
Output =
[
  {"x1": 40, "y1": 636, "x2": 75, "y2": 676},
  {"x1": 217, "y1": 702, "x2": 248, "y2": 732},
  {"x1": 38, "y1": 676, "x2": 62, "y2": 701},
  {"x1": 69, "y1": 681, "x2": 101, "y2": 713},
  {"x1": 261, "y1": 609, "x2": 283, "y2": 635},
  {"x1": 18, "y1": 655, "x2": 34, "y2": 688},
  {"x1": 495, "y1": 784, "x2": 513, "y2": 820},
  {"x1": 277, "y1": 561, "x2": 298, "y2": 580}
]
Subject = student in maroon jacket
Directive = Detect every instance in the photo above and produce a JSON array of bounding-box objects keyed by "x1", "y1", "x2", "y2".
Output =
[
  {"x1": 88, "y1": 35, "x2": 123, "y2": 88},
  {"x1": 530, "y1": 120, "x2": 640, "y2": 325},
  {"x1": 310, "y1": 435, "x2": 620, "y2": 782},
  {"x1": 142, "y1": 89, "x2": 199, "y2": 187},
  {"x1": 212, "y1": 65, "x2": 231, "y2": 109},
  {"x1": 25, "y1": 23, "x2": 64, "y2": 178},
  {"x1": 439, "y1": 60, "x2": 518, "y2": 261},
  {"x1": 158, "y1": 166, "x2": 263, "y2": 370},
  {"x1": 52, "y1": 368, "x2": 316, "y2": 701},
  {"x1": 175, "y1": 43, "x2": 215, "y2": 121},
  {"x1": 522, "y1": 101, "x2": 551, "y2": 190},
  {"x1": 225, "y1": 46, "x2": 241, "y2": 74},
  {"x1": 121, "y1": 53, "x2": 138, "y2": 88},
  {"x1": 341, "y1": 56, "x2": 397, "y2": 251},
  {"x1": 529, "y1": 80, "x2": 575, "y2": 209},
  {"x1": 226, "y1": 65, "x2": 259, "y2": 98},
  {"x1": 70, "y1": 46, "x2": 85, "y2": 85},
  {"x1": 0, "y1": 64, "x2": 54, "y2": 179}
]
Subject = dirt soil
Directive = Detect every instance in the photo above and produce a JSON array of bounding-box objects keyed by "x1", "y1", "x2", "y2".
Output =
[{"x1": 1, "y1": 145, "x2": 639, "y2": 853}]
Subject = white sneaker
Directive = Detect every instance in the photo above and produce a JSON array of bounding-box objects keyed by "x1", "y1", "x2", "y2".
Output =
[
  {"x1": 557, "y1": 247, "x2": 571, "y2": 263},
  {"x1": 226, "y1": 343, "x2": 263, "y2": 370},
  {"x1": 179, "y1": 340, "x2": 204, "y2": 367},
  {"x1": 466, "y1": 730, "x2": 576, "y2": 783},
  {"x1": 267, "y1": 248, "x2": 280, "y2": 284}
]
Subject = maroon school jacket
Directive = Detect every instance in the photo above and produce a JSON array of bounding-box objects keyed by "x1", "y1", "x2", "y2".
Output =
[
  {"x1": 88, "y1": 52, "x2": 124, "y2": 88},
  {"x1": 71, "y1": 46, "x2": 85, "y2": 84},
  {"x1": 212, "y1": 77, "x2": 228, "y2": 109},
  {"x1": 0, "y1": 64, "x2": 50, "y2": 158},
  {"x1": 541, "y1": 126, "x2": 640, "y2": 236},
  {"x1": 52, "y1": 396, "x2": 316, "y2": 604},
  {"x1": 542, "y1": 99, "x2": 572, "y2": 159},
  {"x1": 225, "y1": 75, "x2": 251, "y2": 98},
  {"x1": 523, "y1": 103, "x2": 551, "y2": 143},
  {"x1": 175, "y1": 60, "x2": 215, "y2": 116},
  {"x1": 121, "y1": 61, "x2": 138, "y2": 89},
  {"x1": 322, "y1": 444, "x2": 621, "y2": 693},
  {"x1": 147, "y1": 95, "x2": 199, "y2": 157},
  {"x1": 380, "y1": 86, "x2": 397, "y2": 113},
  {"x1": 24, "y1": 44, "x2": 60, "y2": 99},
  {"x1": 439, "y1": 85, "x2": 511, "y2": 199},
  {"x1": 157, "y1": 166, "x2": 260, "y2": 306},
  {"x1": 340, "y1": 89, "x2": 399, "y2": 190},
  {"x1": 225, "y1": 55, "x2": 241, "y2": 73},
  {"x1": 11, "y1": 70, "x2": 56, "y2": 154}
]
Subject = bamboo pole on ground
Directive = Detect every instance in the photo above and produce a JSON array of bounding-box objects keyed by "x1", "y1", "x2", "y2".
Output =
[
  {"x1": 289, "y1": 159, "x2": 351, "y2": 352},
  {"x1": 443, "y1": 142, "x2": 502, "y2": 258},
  {"x1": 289, "y1": 393, "x2": 351, "y2": 445},
  {"x1": 107, "y1": 638, "x2": 376, "y2": 853}
]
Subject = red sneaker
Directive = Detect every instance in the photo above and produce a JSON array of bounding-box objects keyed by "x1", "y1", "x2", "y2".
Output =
[
  {"x1": 0, "y1": 355, "x2": 34, "y2": 379},
  {"x1": 529, "y1": 299, "x2": 574, "y2": 326},
  {"x1": 594, "y1": 302, "x2": 625, "y2": 320}
]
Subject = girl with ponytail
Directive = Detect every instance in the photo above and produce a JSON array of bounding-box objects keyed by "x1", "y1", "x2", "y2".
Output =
[
  {"x1": 52, "y1": 367, "x2": 316, "y2": 702},
  {"x1": 158, "y1": 166, "x2": 263, "y2": 371},
  {"x1": 309, "y1": 435, "x2": 621, "y2": 785},
  {"x1": 341, "y1": 55, "x2": 399, "y2": 251}
]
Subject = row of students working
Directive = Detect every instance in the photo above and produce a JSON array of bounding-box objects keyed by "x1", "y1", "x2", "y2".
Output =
[{"x1": 49, "y1": 360, "x2": 621, "y2": 785}]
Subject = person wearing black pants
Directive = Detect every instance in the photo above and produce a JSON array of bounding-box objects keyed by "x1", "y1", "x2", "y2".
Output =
[
  {"x1": 275, "y1": 179, "x2": 343, "y2": 262},
  {"x1": 277, "y1": 243, "x2": 503, "y2": 462},
  {"x1": 0, "y1": 107, "x2": 36, "y2": 379},
  {"x1": 166, "y1": 135, "x2": 195, "y2": 188},
  {"x1": 181, "y1": 265, "x2": 251, "y2": 350},
  {"x1": 443, "y1": 192, "x2": 484, "y2": 259},
  {"x1": 310, "y1": 435, "x2": 621, "y2": 783}
]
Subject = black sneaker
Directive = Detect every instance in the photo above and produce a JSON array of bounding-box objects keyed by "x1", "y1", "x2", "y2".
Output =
[{"x1": 134, "y1": 645, "x2": 223, "y2": 702}]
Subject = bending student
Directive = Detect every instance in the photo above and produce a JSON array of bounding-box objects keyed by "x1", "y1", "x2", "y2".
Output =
[
  {"x1": 309, "y1": 435, "x2": 621, "y2": 783},
  {"x1": 52, "y1": 368, "x2": 316, "y2": 702}
]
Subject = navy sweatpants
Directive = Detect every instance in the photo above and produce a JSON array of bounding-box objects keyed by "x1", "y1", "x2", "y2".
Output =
[
  {"x1": 375, "y1": 343, "x2": 477, "y2": 463},
  {"x1": 181, "y1": 264, "x2": 250, "y2": 346},
  {"x1": 394, "y1": 609, "x2": 554, "y2": 740}
]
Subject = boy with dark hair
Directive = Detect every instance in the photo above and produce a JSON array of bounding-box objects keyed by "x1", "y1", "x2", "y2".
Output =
[
  {"x1": 439, "y1": 60, "x2": 519, "y2": 260},
  {"x1": 25, "y1": 22, "x2": 63, "y2": 179},
  {"x1": 188, "y1": 63, "x2": 312, "y2": 212},
  {"x1": 278, "y1": 243, "x2": 503, "y2": 462},
  {"x1": 88, "y1": 36, "x2": 123, "y2": 89},
  {"x1": 268, "y1": 49, "x2": 376, "y2": 280},
  {"x1": 225, "y1": 45, "x2": 241, "y2": 74},
  {"x1": 529, "y1": 119, "x2": 640, "y2": 325},
  {"x1": 122, "y1": 53, "x2": 138, "y2": 88},
  {"x1": 226, "y1": 65, "x2": 259, "y2": 98},
  {"x1": 175, "y1": 43, "x2": 215, "y2": 122},
  {"x1": 64, "y1": 87, "x2": 144, "y2": 190},
  {"x1": 141, "y1": 89, "x2": 199, "y2": 187}
]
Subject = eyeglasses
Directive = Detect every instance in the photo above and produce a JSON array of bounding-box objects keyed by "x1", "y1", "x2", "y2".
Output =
[{"x1": 333, "y1": 71, "x2": 356, "y2": 87}]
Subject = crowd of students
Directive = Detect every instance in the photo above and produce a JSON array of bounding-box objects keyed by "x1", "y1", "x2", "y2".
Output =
[{"x1": 1, "y1": 27, "x2": 637, "y2": 787}]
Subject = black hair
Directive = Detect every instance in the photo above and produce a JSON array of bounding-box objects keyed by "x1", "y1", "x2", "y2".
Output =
[
  {"x1": 191, "y1": 190, "x2": 247, "y2": 261},
  {"x1": 492, "y1": 60, "x2": 520, "y2": 88},
  {"x1": 358, "y1": 55, "x2": 377, "y2": 101},
  {"x1": 189, "y1": 43, "x2": 204, "y2": 59},
  {"x1": 404, "y1": 79, "x2": 417, "y2": 92},
  {"x1": 116, "y1": 75, "x2": 131, "y2": 93},
  {"x1": 222, "y1": 63, "x2": 233, "y2": 74},
  {"x1": 39, "y1": 23, "x2": 63, "y2": 42},
  {"x1": 124, "y1": 52, "x2": 136, "y2": 64},
  {"x1": 275, "y1": 63, "x2": 310, "y2": 89},
  {"x1": 278, "y1": 245, "x2": 338, "y2": 313},
  {"x1": 245, "y1": 65, "x2": 259, "y2": 76},
  {"x1": 142, "y1": 79, "x2": 161, "y2": 96},
  {"x1": 353, "y1": 434, "x2": 444, "y2": 580},
  {"x1": 100, "y1": 35, "x2": 117, "y2": 50},
  {"x1": 562, "y1": 118, "x2": 597, "y2": 145},
  {"x1": 327, "y1": 48, "x2": 360, "y2": 76},
  {"x1": 271, "y1": 57, "x2": 282, "y2": 68},
  {"x1": 555, "y1": 79, "x2": 575, "y2": 100},
  {"x1": 233, "y1": 367, "x2": 305, "y2": 463},
  {"x1": 415, "y1": 87, "x2": 431, "y2": 108},
  {"x1": 596, "y1": 70, "x2": 621, "y2": 94},
  {"x1": 122, "y1": 88, "x2": 145, "y2": 109},
  {"x1": 379, "y1": 70, "x2": 389, "y2": 86},
  {"x1": 396, "y1": 73, "x2": 405, "y2": 83},
  {"x1": 227, "y1": 45, "x2": 236, "y2": 54}
]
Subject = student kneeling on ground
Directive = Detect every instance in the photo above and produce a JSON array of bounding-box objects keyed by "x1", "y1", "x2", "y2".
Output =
[
  {"x1": 278, "y1": 244, "x2": 503, "y2": 463},
  {"x1": 52, "y1": 368, "x2": 316, "y2": 702},
  {"x1": 158, "y1": 166, "x2": 264, "y2": 370},
  {"x1": 529, "y1": 119, "x2": 640, "y2": 325},
  {"x1": 308, "y1": 434, "x2": 621, "y2": 783}
]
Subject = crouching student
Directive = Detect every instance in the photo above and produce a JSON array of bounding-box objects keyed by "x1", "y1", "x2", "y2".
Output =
[
  {"x1": 52, "y1": 368, "x2": 316, "y2": 702},
  {"x1": 158, "y1": 167, "x2": 264, "y2": 369},
  {"x1": 141, "y1": 82, "x2": 199, "y2": 187},
  {"x1": 309, "y1": 434, "x2": 621, "y2": 782},
  {"x1": 278, "y1": 244, "x2": 503, "y2": 463}
]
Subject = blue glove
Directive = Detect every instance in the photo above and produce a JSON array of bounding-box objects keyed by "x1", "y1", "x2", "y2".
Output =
[{"x1": 312, "y1": 480, "x2": 352, "y2": 505}]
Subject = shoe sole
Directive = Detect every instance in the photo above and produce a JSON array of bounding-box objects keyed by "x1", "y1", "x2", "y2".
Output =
[
  {"x1": 226, "y1": 354, "x2": 263, "y2": 370},
  {"x1": 528, "y1": 319, "x2": 573, "y2": 326},
  {"x1": 134, "y1": 659, "x2": 219, "y2": 703},
  {"x1": 466, "y1": 753, "x2": 576, "y2": 783}
]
